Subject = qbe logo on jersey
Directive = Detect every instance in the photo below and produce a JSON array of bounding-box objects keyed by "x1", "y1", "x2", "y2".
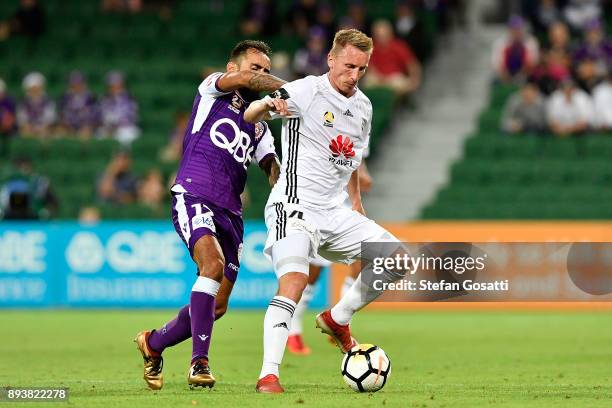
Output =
[
  {"x1": 329, "y1": 135, "x2": 355, "y2": 166},
  {"x1": 209, "y1": 118, "x2": 254, "y2": 169}
]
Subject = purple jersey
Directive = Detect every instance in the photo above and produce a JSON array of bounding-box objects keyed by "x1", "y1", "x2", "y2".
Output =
[
  {"x1": 573, "y1": 40, "x2": 612, "y2": 67},
  {"x1": 174, "y1": 72, "x2": 277, "y2": 214},
  {"x1": 100, "y1": 91, "x2": 138, "y2": 127},
  {"x1": 60, "y1": 90, "x2": 98, "y2": 130}
]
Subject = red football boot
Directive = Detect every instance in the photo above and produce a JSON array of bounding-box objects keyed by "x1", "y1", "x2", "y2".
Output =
[
  {"x1": 255, "y1": 374, "x2": 284, "y2": 394},
  {"x1": 287, "y1": 334, "x2": 311, "y2": 355},
  {"x1": 315, "y1": 310, "x2": 357, "y2": 353}
]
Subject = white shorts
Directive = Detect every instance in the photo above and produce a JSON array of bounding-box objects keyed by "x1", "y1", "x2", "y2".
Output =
[{"x1": 264, "y1": 200, "x2": 398, "y2": 277}]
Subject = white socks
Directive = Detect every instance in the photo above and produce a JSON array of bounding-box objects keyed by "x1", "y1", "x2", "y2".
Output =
[
  {"x1": 259, "y1": 295, "x2": 297, "y2": 379},
  {"x1": 331, "y1": 274, "x2": 373, "y2": 326},
  {"x1": 341, "y1": 276, "x2": 355, "y2": 298},
  {"x1": 289, "y1": 284, "x2": 313, "y2": 335},
  {"x1": 192, "y1": 276, "x2": 220, "y2": 296}
]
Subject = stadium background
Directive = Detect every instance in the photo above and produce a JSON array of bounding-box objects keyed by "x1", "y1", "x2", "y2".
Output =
[{"x1": 1, "y1": 1, "x2": 611, "y2": 407}]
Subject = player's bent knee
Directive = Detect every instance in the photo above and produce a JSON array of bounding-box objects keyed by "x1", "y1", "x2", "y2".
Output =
[{"x1": 278, "y1": 272, "x2": 309, "y2": 302}]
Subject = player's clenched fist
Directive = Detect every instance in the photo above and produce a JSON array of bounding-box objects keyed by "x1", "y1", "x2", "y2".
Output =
[
  {"x1": 265, "y1": 98, "x2": 289, "y2": 116},
  {"x1": 244, "y1": 88, "x2": 292, "y2": 122}
]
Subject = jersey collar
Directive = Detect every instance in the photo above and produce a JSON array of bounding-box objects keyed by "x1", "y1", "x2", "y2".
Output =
[{"x1": 323, "y1": 73, "x2": 358, "y2": 101}]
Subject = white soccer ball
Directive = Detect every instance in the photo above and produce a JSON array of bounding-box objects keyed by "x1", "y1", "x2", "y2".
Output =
[{"x1": 341, "y1": 344, "x2": 391, "y2": 392}]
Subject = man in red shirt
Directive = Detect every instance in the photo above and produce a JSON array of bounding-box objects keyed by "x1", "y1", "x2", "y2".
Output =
[{"x1": 366, "y1": 19, "x2": 422, "y2": 97}]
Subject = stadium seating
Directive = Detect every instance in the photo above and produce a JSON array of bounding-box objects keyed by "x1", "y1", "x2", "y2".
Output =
[{"x1": 421, "y1": 82, "x2": 612, "y2": 220}]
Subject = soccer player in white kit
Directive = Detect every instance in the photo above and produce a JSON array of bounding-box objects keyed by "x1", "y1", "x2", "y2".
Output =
[{"x1": 244, "y1": 29, "x2": 401, "y2": 393}]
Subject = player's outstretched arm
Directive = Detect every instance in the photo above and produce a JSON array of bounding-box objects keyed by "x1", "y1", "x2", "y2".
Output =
[
  {"x1": 259, "y1": 155, "x2": 281, "y2": 187},
  {"x1": 217, "y1": 71, "x2": 286, "y2": 93},
  {"x1": 244, "y1": 98, "x2": 289, "y2": 123}
]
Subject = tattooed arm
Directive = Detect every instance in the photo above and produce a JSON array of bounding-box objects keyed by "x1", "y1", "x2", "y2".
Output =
[{"x1": 217, "y1": 71, "x2": 286, "y2": 93}]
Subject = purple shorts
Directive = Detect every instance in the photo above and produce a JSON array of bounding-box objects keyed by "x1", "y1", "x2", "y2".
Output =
[{"x1": 171, "y1": 187, "x2": 243, "y2": 283}]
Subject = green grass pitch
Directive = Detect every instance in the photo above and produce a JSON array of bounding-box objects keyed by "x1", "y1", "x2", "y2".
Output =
[{"x1": 1, "y1": 310, "x2": 611, "y2": 407}]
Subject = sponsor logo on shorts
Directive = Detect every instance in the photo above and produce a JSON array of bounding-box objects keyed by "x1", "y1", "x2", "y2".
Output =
[
  {"x1": 227, "y1": 263, "x2": 239, "y2": 272},
  {"x1": 237, "y1": 243, "x2": 243, "y2": 261},
  {"x1": 191, "y1": 204, "x2": 215, "y2": 232}
]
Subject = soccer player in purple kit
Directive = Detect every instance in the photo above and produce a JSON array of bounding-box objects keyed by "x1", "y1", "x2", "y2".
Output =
[{"x1": 134, "y1": 40, "x2": 286, "y2": 390}]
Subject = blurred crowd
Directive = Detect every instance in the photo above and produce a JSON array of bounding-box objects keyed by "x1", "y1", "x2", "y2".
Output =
[
  {"x1": 240, "y1": 0, "x2": 466, "y2": 98},
  {"x1": 0, "y1": 71, "x2": 140, "y2": 145},
  {"x1": 494, "y1": 0, "x2": 612, "y2": 136}
]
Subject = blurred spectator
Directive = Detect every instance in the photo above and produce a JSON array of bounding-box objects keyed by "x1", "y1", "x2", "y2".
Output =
[
  {"x1": 547, "y1": 79, "x2": 594, "y2": 137},
  {"x1": 293, "y1": 27, "x2": 329, "y2": 78},
  {"x1": 240, "y1": 0, "x2": 278, "y2": 37},
  {"x1": 0, "y1": 79, "x2": 17, "y2": 146},
  {"x1": 138, "y1": 168, "x2": 165, "y2": 209},
  {"x1": 97, "y1": 150, "x2": 139, "y2": 204},
  {"x1": 99, "y1": 71, "x2": 140, "y2": 145},
  {"x1": 0, "y1": 156, "x2": 58, "y2": 220},
  {"x1": 394, "y1": 0, "x2": 427, "y2": 62},
  {"x1": 270, "y1": 52, "x2": 293, "y2": 83},
  {"x1": 339, "y1": 0, "x2": 372, "y2": 35},
  {"x1": 573, "y1": 19, "x2": 612, "y2": 72},
  {"x1": 366, "y1": 19, "x2": 422, "y2": 97},
  {"x1": 501, "y1": 81, "x2": 547, "y2": 134},
  {"x1": 575, "y1": 56, "x2": 603, "y2": 93},
  {"x1": 530, "y1": 24, "x2": 572, "y2": 95},
  {"x1": 563, "y1": 0, "x2": 602, "y2": 32},
  {"x1": 529, "y1": 49, "x2": 571, "y2": 95},
  {"x1": 547, "y1": 21, "x2": 571, "y2": 54},
  {"x1": 0, "y1": 0, "x2": 46, "y2": 41},
  {"x1": 101, "y1": 0, "x2": 142, "y2": 13},
  {"x1": 592, "y1": 73, "x2": 612, "y2": 129},
  {"x1": 524, "y1": 0, "x2": 562, "y2": 35},
  {"x1": 58, "y1": 71, "x2": 99, "y2": 139},
  {"x1": 491, "y1": 15, "x2": 539, "y2": 83},
  {"x1": 79, "y1": 206, "x2": 101, "y2": 224},
  {"x1": 286, "y1": 0, "x2": 319, "y2": 39},
  {"x1": 160, "y1": 111, "x2": 188, "y2": 162},
  {"x1": 17, "y1": 72, "x2": 56, "y2": 138},
  {"x1": 314, "y1": 3, "x2": 337, "y2": 46}
]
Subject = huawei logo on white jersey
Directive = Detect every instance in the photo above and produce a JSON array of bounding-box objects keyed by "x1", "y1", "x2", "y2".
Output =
[{"x1": 329, "y1": 135, "x2": 355, "y2": 166}]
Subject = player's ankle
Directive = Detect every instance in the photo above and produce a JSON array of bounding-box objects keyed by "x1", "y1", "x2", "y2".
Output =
[
  {"x1": 146, "y1": 331, "x2": 162, "y2": 356},
  {"x1": 330, "y1": 308, "x2": 351, "y2": 326},
  {"x1": 191, "y1": 357, "x2": 208, "y2": 365},
  {"x1": 259, "y1": 362, "x2": 279, "y2": 379}
]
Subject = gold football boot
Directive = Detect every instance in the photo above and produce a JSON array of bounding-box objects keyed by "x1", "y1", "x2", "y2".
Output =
[{"x1": 134, "y1": 330, "x2": 163, "y2": 390}]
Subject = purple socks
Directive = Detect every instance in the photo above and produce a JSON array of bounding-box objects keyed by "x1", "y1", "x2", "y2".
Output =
[{"x1": 148, "y1": 305, "x2": 191, "y2": 354}]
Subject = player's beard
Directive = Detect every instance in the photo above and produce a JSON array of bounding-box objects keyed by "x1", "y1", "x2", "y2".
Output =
[{"x1": 238, "y1": 88, "x2": 260, "y2": 103}]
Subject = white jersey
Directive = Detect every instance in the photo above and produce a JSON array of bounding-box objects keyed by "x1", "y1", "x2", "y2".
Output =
[{"x1": 267, "y1": 74, "x2": 372, "y2": 209}]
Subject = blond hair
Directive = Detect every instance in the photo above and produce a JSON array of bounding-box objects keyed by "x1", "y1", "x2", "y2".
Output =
[{"x1": 330, "y1": 29, "x2": 373, "y2": 56}]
